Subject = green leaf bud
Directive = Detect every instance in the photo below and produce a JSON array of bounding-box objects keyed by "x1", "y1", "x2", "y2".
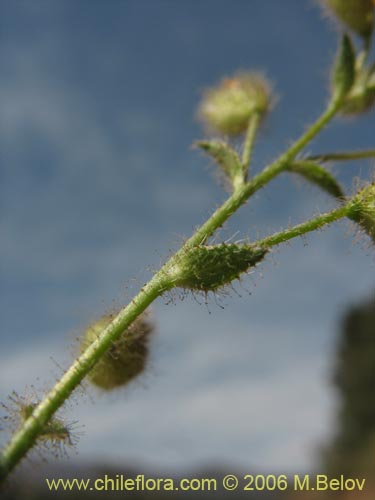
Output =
[
  {"x1": 168, "y1": 244, "x2": 267, "y2": 292},
  {"x1": 320, "y1": 0, "x2": 374, "y2": 41},
  {"x1": 81, "y1": 312, "x2": 153, "y2": 390},
  {"x1": 340, "y1": 67, "x2": 375, "y2": 115},
  {"x1": 197, "y1": 72, "x2": 273, "y2": 135},
  {"x1": 331, "y1": 34, "x2": 356, "y2": 103}
]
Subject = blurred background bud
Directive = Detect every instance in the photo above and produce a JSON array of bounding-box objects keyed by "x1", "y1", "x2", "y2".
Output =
[
  {"x1": 319, "y1": 0, "x2": 374, "y2": 41},
  {"x1": 197, "y1": 72, "x2": 273, "y2": 135}
]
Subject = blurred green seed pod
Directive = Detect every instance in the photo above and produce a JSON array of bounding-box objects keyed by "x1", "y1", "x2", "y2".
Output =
[
  {"x1": 319, "y1": 0, "x2": 374, "y2": 41},
  {"x1": 81, "y1": 312, "x2": 153, "y2": 390},
  {"x1": 340, "y1": 68, "x2": 375, "y2": 115},
  {"x1": 169, "y1": 244, "x2": 267, "y2": 292},
  {"x1": 197, "y1": 72, "x2": 273, "y2": 135}
]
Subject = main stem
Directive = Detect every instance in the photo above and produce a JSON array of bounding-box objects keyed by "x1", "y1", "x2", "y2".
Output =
[{"x1": 0, "y1": 99, "x2": 341, "y2": 481}]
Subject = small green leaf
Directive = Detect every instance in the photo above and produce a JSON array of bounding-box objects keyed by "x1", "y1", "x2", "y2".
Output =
[
  {"x1": 196, "y1": 140, "x2": 243, "y2": 188},
  {"x1": 287, "y1": 161, "x2": 345, "y2": 198},
  {"x1": 332, "y1": 34, "x2": 356, "y2": 102}
]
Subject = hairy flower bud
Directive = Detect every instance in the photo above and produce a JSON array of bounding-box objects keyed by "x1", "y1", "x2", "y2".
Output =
[
  {"x1": 320, "y1": 0, "x2": 374, "y2": 40},
  {"x1": 198, "y1": 73, "x2": 273, "y2": 135},
  {"x1": 168, "y1": 244, "x2": 267, "y2": 292},
  {"x1": 81, "y1": 312, "x2": 153, "y2": 390}
]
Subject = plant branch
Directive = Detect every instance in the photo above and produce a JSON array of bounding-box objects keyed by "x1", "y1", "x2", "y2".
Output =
[
  {"x1": 307, "y1": 149, "x2": 375, "y2": 163},
  {"x1": 254, "y1": 204, "x2": 351, "y2": 250},
  {"x1": 0, "y1": 97, "x2": 342, "y2": 482}
]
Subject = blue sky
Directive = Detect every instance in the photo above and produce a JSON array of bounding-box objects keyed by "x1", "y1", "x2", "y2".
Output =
[{"x1": 0, "y1": 0, "x2": 374, "y2": 472}]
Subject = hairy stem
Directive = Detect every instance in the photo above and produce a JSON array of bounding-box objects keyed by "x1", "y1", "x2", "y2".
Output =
[
  {"x1": 255, "y1": 204, "x2": 351, "y2": 249},
  {"x1": 0, "y1": 98, "x2": 341, "y2": 481},
  {"x1": 241, "y1": 111, "x2": 261, "y2": 173}
]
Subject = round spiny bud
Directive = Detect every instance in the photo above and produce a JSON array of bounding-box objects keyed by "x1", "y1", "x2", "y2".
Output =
[
  {"x1": 81, "y1": 312, "x2": 153, "y2": 391},
  {"x1": 198, "y1": 73, "x2": 273, "y2": 135},
  {"x1": 169, "y1": 244, "x2": 267, "y2": 292},
  {"x1": 319, "y1": 0, "x2": 374, "y2": 40},
  {"x1": 349, "y1": 183, "x2": 375, "y2": 242},
  {"x1": 2, "y1": 392, "x2": 78, "y2": 461},
  {"x1": 20, "y1": 404, "x2": 72, "y2": 445}
]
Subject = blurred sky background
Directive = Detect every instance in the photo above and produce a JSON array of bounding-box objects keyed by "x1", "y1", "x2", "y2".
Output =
[{"x1": 0, "y1": 0, "x2": 374, "y2": 473}]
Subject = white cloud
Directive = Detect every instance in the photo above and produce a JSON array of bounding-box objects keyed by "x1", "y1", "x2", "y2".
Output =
[{"x1": 67, "y1": 351, "x2": 336, "y2": 471}]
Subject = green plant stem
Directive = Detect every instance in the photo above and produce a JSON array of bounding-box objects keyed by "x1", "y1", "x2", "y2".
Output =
[
  {"x1": 241, "y1": 111, "x2": 261, "y2": 173},
  {"x1": 0, "y1": 98, "x2": 341, "y2": 482},
  {"x1": 307, "y1": 149, "x2": 375, "y2": 163},
  {"x1": 254, "y1": 204, "x2": 351, "y2": 250}
]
